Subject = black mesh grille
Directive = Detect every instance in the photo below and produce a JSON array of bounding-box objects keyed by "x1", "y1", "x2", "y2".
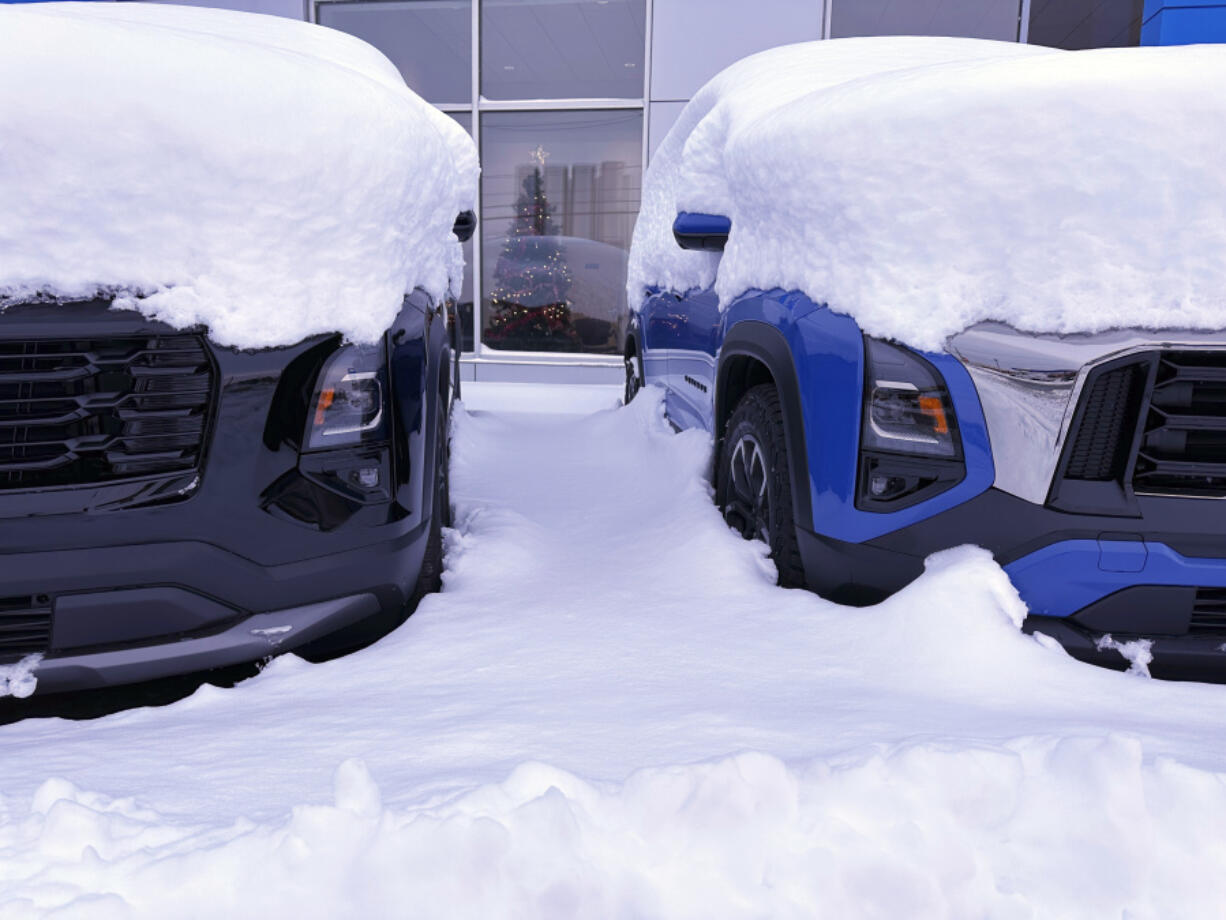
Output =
[
  {"x1": 0, "y1": 335, "x2": 213, "y2": 490},
  {"x1": 0, "y1": 595, "x2": 52, "y2": 664},
  {"x1": 1132, "y1": 352, "x2": 1226, "y2": 498},
  {"x1": 1063, "y1": 363, "x2": 1146, "y2": 482},
  {"x1": 1190, "y1": 588, "x2": 1226, "y2": 636}
]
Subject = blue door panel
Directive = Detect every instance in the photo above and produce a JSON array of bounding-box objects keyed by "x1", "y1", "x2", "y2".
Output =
[
  {"x1": 638, "y1": 291, "x2": 676, "y2": 391},
  {"x1": 670, "y1": 288, "x2": 720, "y2": 431}
]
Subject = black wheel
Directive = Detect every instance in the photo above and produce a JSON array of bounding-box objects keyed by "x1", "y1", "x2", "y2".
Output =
[
  {"x1": 716, "y1": 384, "x2": 806, "y2": 587},
  {"x1": 413, "y1": 399, "x2": 450, "y2": 598},
  {"x1": 623, "y1": 349, "x2": 644, "y2": 405}
]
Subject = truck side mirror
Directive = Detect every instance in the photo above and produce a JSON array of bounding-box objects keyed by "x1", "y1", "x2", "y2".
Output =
[
  {"x1": 452, "y1": 210, "x2": 477, "y2": 242},
  {"x1": 672, "y1": 212, "x2": 730, "y2": 251}
]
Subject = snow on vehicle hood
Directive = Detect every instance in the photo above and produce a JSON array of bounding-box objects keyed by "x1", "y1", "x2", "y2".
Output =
[
  {"x1": 628, "y1": 38, "x2": 1226, "y2": 352},
  {"x1": 0, "y1": 2, "x2": 478, "y2": 349}
]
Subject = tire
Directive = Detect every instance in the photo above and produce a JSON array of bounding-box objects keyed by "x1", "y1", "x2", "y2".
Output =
[
  {"x1": 623, "y1": 349, "x2": 644, "y2": 405},
  {"x1": 716, "y1": 384, "x2": 806, "y2": 587}
]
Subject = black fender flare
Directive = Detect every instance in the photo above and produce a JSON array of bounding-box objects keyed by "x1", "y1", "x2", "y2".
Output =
[
  {"x1": 389, "y1": 291, "x2": 451, "y2": 528},
  {"x1": 419, "y1": 303, "x2": 452, "y2": 524},
  {"x1": 623, "y1": 311, "x2": 642, "y2": 358},
  {"x1": 716, "y1": 321, "x2": 813, "y2": 532}
]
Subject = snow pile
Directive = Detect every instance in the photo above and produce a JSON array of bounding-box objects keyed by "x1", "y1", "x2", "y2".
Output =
[
  {"x1": 6, "y1": 390, "x2": 1226, "y2": 914},
  {"x1": 629, "y1": 39, "x2": 1226, "y2": 351},
  {"x1": 0, "y1": 655, "x2": 40, "y2": 700},
  {"x1": 0, "y1": 3, "x2": 477, "y2": 348},
  {"x1": 7, "y1": 736, "x2": 1226, "y2": 918},
  {"x1": 1096, "y1": 634, "x2": 1155, "y2": 677}
]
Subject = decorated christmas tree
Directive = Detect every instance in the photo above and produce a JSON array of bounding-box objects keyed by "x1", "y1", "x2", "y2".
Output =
[{"x1": 486, "y1": 155, "x2": 579, "y2": 350}]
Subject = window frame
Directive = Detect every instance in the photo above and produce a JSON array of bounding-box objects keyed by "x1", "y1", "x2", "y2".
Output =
[{"x1": 313, "y1": 0, "x2": 652, "y2": 366}]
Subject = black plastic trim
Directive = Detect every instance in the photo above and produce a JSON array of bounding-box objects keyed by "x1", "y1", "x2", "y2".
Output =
[
  {"x1": 795, "y1": 485, "x2": 1226, "y2": 612},
  {"x1": 717, "y1": 321, "x2": 813, "y2": 532},
  {"x1": 1024, "y1": 616, "x2": 1226, "y2": 683}
]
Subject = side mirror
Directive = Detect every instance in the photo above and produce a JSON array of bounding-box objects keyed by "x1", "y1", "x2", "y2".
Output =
[
  {"x1": 672, "y1": 212, "x2": 730, "y2": 251},
  {"x1": 452, "y1": 210, "x2": 477, "y2": 242}
]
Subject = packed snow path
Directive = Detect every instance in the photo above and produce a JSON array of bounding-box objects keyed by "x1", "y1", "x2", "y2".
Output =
[{"x1": 4, "y1": 390, "x2": 1226, "y2": 918}]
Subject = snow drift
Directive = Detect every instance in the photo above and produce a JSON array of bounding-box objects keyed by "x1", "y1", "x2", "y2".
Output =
[
  {"x1": 628, "y1": 38, "x2": 1226, "y2": 351},
  {"x1": 7, "y1": 736, "x2": 1226, "y2": 920},
  {"x1": 0, "y1": 3, "x2": 478, "y2": 348},
  {"x1": 7, "y1": 390, "x2": 1226, "y2": 916}
]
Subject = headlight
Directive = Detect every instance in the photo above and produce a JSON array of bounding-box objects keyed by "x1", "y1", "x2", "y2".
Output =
[
  {"x1": 305, "y1": 342, "x2": 388, "y2": 450},
  {"x1": 857, "y1": 337, "x2": 964, "y2": 511},
  {"x1": 862, "y1": 338, "x2": 959, "y2": 459}
]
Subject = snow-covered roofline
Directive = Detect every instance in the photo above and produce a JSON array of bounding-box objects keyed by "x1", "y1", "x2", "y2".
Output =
[
  {"x1": 629, "y1": 37, "x2": 1226, "y2": 351},
  {"x1": 0, "y1": 2, "x2": 478, "y2": 348}
]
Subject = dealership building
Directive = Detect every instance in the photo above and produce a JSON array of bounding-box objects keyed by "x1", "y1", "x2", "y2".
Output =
[{"x1": 10, "y1": 0, "x2": 1226, "y2": 382}]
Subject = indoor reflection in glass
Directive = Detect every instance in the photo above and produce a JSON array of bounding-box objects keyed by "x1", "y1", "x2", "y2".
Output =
[
  {"x1": 480, "y1": 110, "x2": 642, "y2": 354},
  {"x1": 318, "y1": 0, "x2": 472, "y2": 105},
  {"x1": 481, "y1": 0, "x2": 646, "y2": 100}
]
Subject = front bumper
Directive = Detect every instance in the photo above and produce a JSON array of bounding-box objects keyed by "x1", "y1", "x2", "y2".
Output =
[
  {"x1": 1, "y1": 298, "x2": 443, "y2": 693},
  {"x1": 2, "y1": 522, "x2": 430, "y2": 693},
  {"x1": 797, "y1": 486, "x2": 1226, "y2": 679},
  {"x1": 26, "y1": 593, "x2": 379, "y2": 695}
]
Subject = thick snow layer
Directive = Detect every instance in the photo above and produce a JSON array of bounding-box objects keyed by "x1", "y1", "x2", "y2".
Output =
[
  {"x1": 628, "y1": 39, "x2": 1226, "y2": 351},
  {"x1": 0, "y1": 3, "x2": 477, "y2": 348},
  {"x1": 6, "y1": 389, "x2": 1226, "y2": 915}
]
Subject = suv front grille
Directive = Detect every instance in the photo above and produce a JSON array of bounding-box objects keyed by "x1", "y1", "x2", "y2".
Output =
[
  {"x1": 1189, "y1": 588, "x2": 1226, "y2": 636},
  {"x1": 0, "y1": 335, "x2": 214, "y2": 491},
  {"x1": 1132, "y1": 352, "x2": 1226, "y2": 498},
  {"x1": 0, "y1": 595, "x2": 51, "y2": 664},
  {"x1": 1063, "y1": 362, "x2": 1147, "y2": 482}
]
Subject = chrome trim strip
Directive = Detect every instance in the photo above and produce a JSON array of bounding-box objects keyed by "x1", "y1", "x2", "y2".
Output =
[{"x1": 947, "y1": 324, "x2": 1226, "y2": 505}]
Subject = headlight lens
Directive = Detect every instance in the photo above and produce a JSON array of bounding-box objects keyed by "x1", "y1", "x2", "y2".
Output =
[
  {"x1": 305, "y1": 342, "x2": 387, "y2": 450},
  {"x1": 862, "y1": 338, "x2": 959, "y2": 459}
]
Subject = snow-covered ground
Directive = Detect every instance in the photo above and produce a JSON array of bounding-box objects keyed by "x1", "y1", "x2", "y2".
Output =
[{"x1": 4, "y1": 389, "x2": 1226, "y2": 918}]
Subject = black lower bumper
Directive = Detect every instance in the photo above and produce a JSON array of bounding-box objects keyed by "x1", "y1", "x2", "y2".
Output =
[
  {"x1": 794, "y1": 485, "x2": 1226, "y2": 681},
  {"x1": 3, "y1": 522, "x2": 430, "y2": 693},
  {"x1": 25, "y1": 593, "x2": 381, "y2": 695},
  {"x1": 1027, "y1": 617, "x2": 1226, "y2": 683}
]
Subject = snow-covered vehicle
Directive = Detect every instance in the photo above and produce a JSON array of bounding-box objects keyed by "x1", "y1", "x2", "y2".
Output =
[
  {"x1": 626, "y1": 37, "x2": 1226, "y2": 679},
  {"x1": 0, "y1": 4, "x2": 477, "y2": 694}
]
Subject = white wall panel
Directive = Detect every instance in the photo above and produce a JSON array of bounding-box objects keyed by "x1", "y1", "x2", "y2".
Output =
[
  {"x1": 648, "y1": 100, "x2": 686, "y2": 159},
  {"x1": 649, "y1": 0, "x2": 821, "y2": 101}
]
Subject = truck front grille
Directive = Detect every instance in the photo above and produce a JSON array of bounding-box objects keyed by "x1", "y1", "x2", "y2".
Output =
[
  {"x1": 0, "y1": 595, "x2": 51, "y2": 664},
  {"x1": 1132, "y1": 352, "x2": 1226, "y2": 498},
  {"x1": 0, "y1": 335, "x2": 214, "y2": 491}
]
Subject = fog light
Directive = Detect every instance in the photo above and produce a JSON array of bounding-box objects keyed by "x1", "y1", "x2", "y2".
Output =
[
  {"x1": 350, "y1": 467, "x2": 380, "y2": 489},
  {"x1": 870, "y1": 474, "x2": 907, "y2": 498}
]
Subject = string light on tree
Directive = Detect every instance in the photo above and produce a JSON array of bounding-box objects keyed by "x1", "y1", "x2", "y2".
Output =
[{"x1": 486, "y1": 145, "x2": 578, "y2": 350}]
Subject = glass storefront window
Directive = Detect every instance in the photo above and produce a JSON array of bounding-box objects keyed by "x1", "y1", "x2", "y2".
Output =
[
  {"x1": 317, "y1": 0, "x2": 472, "y2": 105},
  {"x1": 1027, "y1": 0, "x2": 1144, "y2": 49},
  {"x1": 481, "y1": 0, "x2": 646, "y2": 100},
  {"x1": 480, "y1": 110, "x2": 642, "y2": 354},
  {"x1": 830, "y1": 0, "x2": 1021, "y2": 42}
]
